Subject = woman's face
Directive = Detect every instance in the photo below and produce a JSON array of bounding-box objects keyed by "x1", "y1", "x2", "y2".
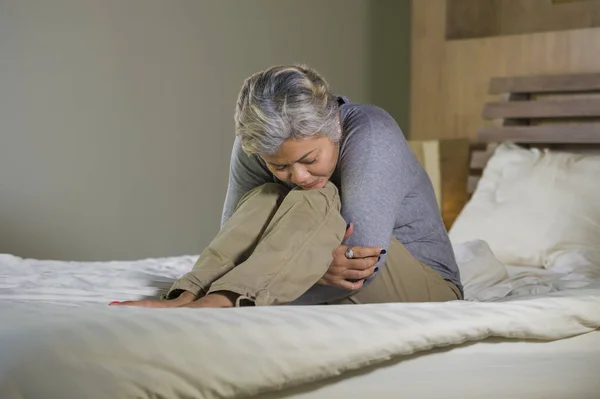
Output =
[{"x1": 261, "y1": 136, "x2": 339, "y2": 190}]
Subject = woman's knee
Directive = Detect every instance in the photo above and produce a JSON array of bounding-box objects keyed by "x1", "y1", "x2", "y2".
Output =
[
  {"x1": 237, "y1": 183, "x2": 289, "y2": 209},
  {"x1": 287, "y1": 181, "x2": 341, "y2": 212}
]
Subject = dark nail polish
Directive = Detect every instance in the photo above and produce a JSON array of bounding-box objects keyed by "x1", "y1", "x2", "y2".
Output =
[
  {"x1": 375, "y1": 267, "x2": 379, "y2": 272},
  {"x1": 380, "y1": 249, "x2": 387, "y2": 254},
  {"x1": 378, "y1": 256, "x2": 381, "y2": 262},
  {"x1": 346, "y1": 223, "x2": 350, "y2": 230}
]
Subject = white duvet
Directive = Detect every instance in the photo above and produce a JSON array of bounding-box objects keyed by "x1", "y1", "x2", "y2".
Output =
[{"x1": 1, "y1": 243, "x2": 600, "y2": 399}]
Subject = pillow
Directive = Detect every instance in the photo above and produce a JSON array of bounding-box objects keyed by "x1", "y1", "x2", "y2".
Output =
[{"x1": 449, "y1": 143, "x2": 600, "y2": 272}]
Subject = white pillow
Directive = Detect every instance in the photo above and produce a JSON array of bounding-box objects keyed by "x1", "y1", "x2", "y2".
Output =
[{"x1": 449, "y1": 143, "x2": 600, "y2": 271}]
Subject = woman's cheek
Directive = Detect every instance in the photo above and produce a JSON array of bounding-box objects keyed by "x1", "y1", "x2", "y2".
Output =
[
  {"x1": 312, "y1": 163, "x2": 332, "y2": 178},
  {"x1": 272, "y1": 170, "x2": 288, "y2": 182}
]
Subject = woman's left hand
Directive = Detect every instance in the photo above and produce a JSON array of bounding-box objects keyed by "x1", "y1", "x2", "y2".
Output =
[
  {"x1": 110, "y1": 290, "x2": 196, "y2": 308},
  {"x1": 110, "y1": 291, "x2": 238, "y2": 308},
  {"x1": 318, "y1": 223, "x2": 383, "y2": 290}
]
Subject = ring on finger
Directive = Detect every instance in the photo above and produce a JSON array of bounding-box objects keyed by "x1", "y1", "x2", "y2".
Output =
[{"x1": 345, "y1": 247, "x2": 354, "y2": 259}]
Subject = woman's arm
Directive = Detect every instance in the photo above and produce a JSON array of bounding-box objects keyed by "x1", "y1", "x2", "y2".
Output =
[
  {"x1": 339, "y1": 107, "x2": 419, "y2": 266},
  {"x1": 221, "y1": 137, "x2": 273, "y2": 225},
  {"x1": 309, "y1": 107, "x2": 420, "y2": 295}
]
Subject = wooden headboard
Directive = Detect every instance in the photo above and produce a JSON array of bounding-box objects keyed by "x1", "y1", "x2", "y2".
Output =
[
  {"x1": 468, "y1": 72, "x2": 600, "y2": 195},
  {"x1": 409, "y1": 73, "x2": 600, "y2": 230}
]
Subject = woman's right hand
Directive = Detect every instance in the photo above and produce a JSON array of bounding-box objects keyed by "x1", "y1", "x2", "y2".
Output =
[
  {"x1": 110, "y1": 290, "x2": 196, "y2": 308},
  {"x1": 318, "y1": 223, "x2": 383, "y2": 290}
]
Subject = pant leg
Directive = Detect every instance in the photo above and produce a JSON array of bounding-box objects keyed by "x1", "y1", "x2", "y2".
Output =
[
  {"x1": 336, "y1": 237, "x2": 462, "y2": 304},
  {"x1": 166, "y1": 183, "x2": 289, "y2": 299},
  {"x1": 208, "y1": 182, "x2": 346, "y2": 306}
]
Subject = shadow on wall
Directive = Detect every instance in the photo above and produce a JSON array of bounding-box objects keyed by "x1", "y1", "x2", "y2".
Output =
[{"x1": 368, "y1": 0, "x2": 411, "y2": 137}]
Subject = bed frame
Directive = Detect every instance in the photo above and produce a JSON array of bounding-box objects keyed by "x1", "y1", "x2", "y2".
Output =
[
  {"x1": 468, "y1": 72, "x2": 600, "y2": 196},
  {"x1": 410, "y1": 72, "x2": 600, "y2": 229}
]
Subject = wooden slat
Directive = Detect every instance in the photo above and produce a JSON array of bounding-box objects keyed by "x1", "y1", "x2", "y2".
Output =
[
  {"x1": 470, "y1": 149, "x2": 494, "y2": 169},
  {"x1": 482, "y1": 98, "x2": 600, "y2": 119},
  {"x1": 532, "y1": 92, "x2": 600, "y2": 101},
  {"x1": 477, "y1": 124, "x2": 600, "y2": 143},
  {"x1": 467, "y1": 176, "x2": 480, "y2": 195},
  {"x1": 489, "y1": 73, "x2": 600, "y2": 95}
]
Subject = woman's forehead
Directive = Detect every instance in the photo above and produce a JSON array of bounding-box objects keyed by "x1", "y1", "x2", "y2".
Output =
[{"x1": 263, "y1": 137, "x2": 326, "y2": 162}]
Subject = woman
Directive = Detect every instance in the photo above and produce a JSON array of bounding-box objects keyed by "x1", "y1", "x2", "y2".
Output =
[{"x1": 113, "y1": 64, "x2": 462, "y2": 308}]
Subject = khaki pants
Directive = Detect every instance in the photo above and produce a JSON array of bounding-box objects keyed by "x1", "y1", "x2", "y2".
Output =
[{"x1": 167, "y1": 182, "x2": 461, "y2": 306}]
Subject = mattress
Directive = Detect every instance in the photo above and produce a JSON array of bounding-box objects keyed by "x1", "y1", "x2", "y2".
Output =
[{"x1": 1, "y1": 249, "x2": 599, "y2": 399}]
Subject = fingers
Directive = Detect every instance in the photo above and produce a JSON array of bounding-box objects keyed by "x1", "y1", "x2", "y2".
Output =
[
  {"x1": 110, "y1": 291, "x2": 196, "y2": 308},
  {"x1": 109, "y1": 299, "x2": 176, "y2": 308},
  {"x1": 338, "y1": 279, "x2": 364, "y2": 291},
  {"x1": 317, "y1": 273, "x2": 366, "y2": 291},
  {"x1": 110, "y1": 300, "x2": 156, "y2": 307},
  {"x1": 343, "y1": 266, "x2": 376, "y2": 280},
  {"x1": 340, "y1": 223, "x2": 385, "y2": 258},
  {"x1": 350, "y1": 246, "x2": 386, "y2": 259},
  {"x1": 343, "y1": 222, "x2": 354, "y2": 240},
  {"x1": 345, "y1": 256, "x2": 379, "y2": 270}
]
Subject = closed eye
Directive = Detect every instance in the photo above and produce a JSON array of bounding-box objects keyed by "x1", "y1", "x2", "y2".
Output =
[{"x1": 269, "y1": 157, "x2": 316, "y2": 171}]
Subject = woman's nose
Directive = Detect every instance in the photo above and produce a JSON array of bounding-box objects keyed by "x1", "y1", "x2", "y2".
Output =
[{"x1": 290, "y1": 166, "x2": 310, "y2": 185}]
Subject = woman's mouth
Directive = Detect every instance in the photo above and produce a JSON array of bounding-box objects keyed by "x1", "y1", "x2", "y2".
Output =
[{"x1": 301, "y1": 179, "x2": 320, "y2": 189}]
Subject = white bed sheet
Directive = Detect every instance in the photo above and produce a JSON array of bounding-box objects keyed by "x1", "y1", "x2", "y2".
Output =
[
  {"x1": 1, "y1": 246, "x2": 599, "y2": 399},
  {"x1": 0, "y1": 253, "x2": 197, "y2": 304}
]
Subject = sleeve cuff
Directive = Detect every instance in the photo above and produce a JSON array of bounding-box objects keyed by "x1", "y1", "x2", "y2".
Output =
[{"x1": 164, "y1": 277, "x2": 204, "y2": 300}]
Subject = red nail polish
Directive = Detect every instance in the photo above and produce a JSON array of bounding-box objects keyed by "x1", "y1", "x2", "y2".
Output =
[{"x1": 109, "y1": 301, "x2": 121, "y2": 305}]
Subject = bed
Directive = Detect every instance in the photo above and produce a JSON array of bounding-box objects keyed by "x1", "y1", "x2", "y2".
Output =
[{"x1": 1, "y1": 73, "x2": 600, "y2": 399}]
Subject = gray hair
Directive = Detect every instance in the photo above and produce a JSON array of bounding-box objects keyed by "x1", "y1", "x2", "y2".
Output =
[{"x1": 234, "y1": 64, "x2": 341, "y2": 155}]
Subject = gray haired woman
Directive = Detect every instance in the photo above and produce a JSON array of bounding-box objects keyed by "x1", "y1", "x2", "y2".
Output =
[{"x1": 114, "y1": 64, "x2": 462, "y2": 308}]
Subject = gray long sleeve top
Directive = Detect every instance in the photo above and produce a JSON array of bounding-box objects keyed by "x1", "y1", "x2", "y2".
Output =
[{"x1": 221, "y1": 96, "x2": 462, "y2": 304}]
